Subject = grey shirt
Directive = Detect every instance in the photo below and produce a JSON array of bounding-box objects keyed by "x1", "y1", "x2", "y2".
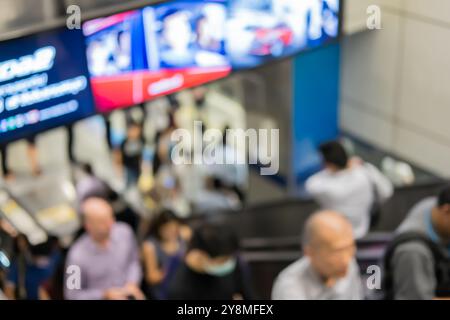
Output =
[
  {"x1": 271, "y1": 257, "x2": 363, "y2": 300},
  {"x1": 64, "y1": 222, "x2": 142, "y2": 300},
  {"x1": 391, "y1": 197, "x2": 447, "y2": 300}
]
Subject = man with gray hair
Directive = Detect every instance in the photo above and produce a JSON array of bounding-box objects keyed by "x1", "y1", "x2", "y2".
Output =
[{"x1": 272, "y1": 210, "x2": 363, "y2": 300}]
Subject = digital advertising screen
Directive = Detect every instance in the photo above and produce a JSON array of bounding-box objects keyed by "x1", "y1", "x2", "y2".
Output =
[
  {"x1": 0, "y1": 28, "x2": 96, "y2": 145},
  {"x1": 83, "y1": 0, "x2": 340, "y2": 113},
  {"x1": 226, "y1": 0, "x2": 340, "y2": 69},
  {"x1": 83, "y1": 1, "x2": 232, "y2": 113}
]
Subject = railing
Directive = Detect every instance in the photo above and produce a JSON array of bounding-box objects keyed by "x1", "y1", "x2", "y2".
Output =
[{"x1": 192, "y1": 179, "x2": 449, "y2": 239}]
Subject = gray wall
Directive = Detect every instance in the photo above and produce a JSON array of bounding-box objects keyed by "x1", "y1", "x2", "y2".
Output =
[{"x1": 341, "y1": 0, "x2": 450, "y2": 177}]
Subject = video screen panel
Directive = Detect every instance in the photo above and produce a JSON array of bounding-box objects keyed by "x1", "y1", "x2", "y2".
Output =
[
  {"x1": 84, "y1": 0, "x2": 340, "y2": 113},
  {"x1": 0, "y1": 28, "x2": 96, "y2": 144},
  {"x1": 227, "y1": 0, "x2": 340, "y2": 69},
  {"x1": 83, "y1": 1, "x2": 232, "y2": 113}
]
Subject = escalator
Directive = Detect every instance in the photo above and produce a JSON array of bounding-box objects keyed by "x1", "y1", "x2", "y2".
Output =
[
  {"x1": 2, "y1": 173, "x2": 79, "y2": 246},
  {"x1": 0, "y1": 187, "x2": 48, "y2": 246}
]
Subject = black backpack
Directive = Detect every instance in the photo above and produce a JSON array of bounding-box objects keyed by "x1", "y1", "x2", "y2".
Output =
[{"x1": 382, "y1": 231, "x2": 450, "y2": 299}]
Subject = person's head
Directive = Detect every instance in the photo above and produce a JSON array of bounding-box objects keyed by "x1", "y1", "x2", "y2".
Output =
[
  {"x1": 148, "y1": 210, "x2": 180, "y2": 242},
  {"x1": 81, "y1": 163, "x2": 94, "y2": 176},
  {"x1": 162, "y1": 10, "x2": 192, "y2": 51},
  {"x1": 82, "y1": 197, "x2": 115, "y2": 244},
  {"x1": 167, "y1": 94, "x2": 180, "y2": 110},
  {"x1": 186, "y1": 223, "x2": 239, "y2": 276},
  {"x1": 192, "y1": 86, "x2": 208, "y2": 107},
  {"x1": 432, "y1": 186, "x2": 450, "y2": 239},
  {"x1": 127, "y1": 121, "x2": 142, "y2": 140},
  {"x1": 222, "y1": 125, "x2": 230, "y2": 146},
  {"x1": 319, "y1": 141, "x2": 349, "y2": 171},
  {"x1": 302, "y1": 211, "x2": 356, "y2": 281}
]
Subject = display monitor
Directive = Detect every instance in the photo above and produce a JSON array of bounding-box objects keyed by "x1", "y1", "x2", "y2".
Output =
[
  {"x1": 83, "y1": 1, "x2": 232, "y2": 113},
  {"x1": 0, "y1": 28, "x2": 96, "y2": 144},
  {"x1": 83, "y1": 0, "x2": 341, "y2": 113},
  {"x1": 226, "y1": 0, "x2": 340, "y2": 69}
]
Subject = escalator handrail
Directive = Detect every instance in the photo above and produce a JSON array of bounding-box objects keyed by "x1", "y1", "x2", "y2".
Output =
[{"x1": 240, "y1": 232, "x2": 394, "y2": 251}]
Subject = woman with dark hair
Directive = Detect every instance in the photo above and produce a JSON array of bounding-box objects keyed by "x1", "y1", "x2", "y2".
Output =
[{"x1": 142, "y1": 210, "x2": 187, "y2": 300}]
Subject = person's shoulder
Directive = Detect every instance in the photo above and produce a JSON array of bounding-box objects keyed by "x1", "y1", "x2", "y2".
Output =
[
  {"x1": 412, "y1": 197, "x2": 437, "y2": 213},
  {"x1": 308, "y1": 169, "x2": 329, "y2": 180},
  {"x1": 115, "y1": 222, "x2": 134, "y2": 235},
  {"x1": 349, "y1": 259, "x2": 361, "y2": 274},
  {"x1": 275, "y1": 258, "x2": 308, "y2": 286},
  {"x1": 67, "y1": 235, "x2": 91, "y2": 262},
  {"x1": 113, "y1": 222, "x2": 137, "y2": 242},
  {"x1": 393, "y1": 240, "x2": 434, "y2": 263},
  {"x1": 272, "y1": 258, "x2": 308, "y2": 299},
  {"x1": 305, "y1": 170, "x2": 330, "y2": 189},
  {"x1": 346, "y1": 259, "x2": 363, "y2": 283},
  {"x1": 143, "y1": 237, "x2": 159, "y2": 252},
  {"x1": 351, "y1": 164, "x2": 375, "y2": 182},
  {"x1": 397, "y1": 197, "x2": 436, "y2": 232}
]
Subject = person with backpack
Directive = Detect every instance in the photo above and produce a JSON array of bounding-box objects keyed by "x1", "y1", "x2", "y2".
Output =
[{"x1": 383, "y1": 186, "x2": 450, "y2": 299}]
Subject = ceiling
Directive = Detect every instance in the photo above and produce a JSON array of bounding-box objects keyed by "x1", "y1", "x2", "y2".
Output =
[{"x1": 0, "y1": 0, "x2": 160, "y2": 34}]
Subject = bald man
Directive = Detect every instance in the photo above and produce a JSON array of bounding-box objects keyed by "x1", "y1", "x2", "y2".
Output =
[
  {"x1": 65, "y1": 198, "x2": 144, "y2": 300},
  {"x1": 272, "y1": 211, "x2": 363, "y2": 300}
]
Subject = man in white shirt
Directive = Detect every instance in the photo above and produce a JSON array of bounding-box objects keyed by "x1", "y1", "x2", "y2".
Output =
[
  {"x1": 272, "y1": 211, "x2": 363, "y2": 300},
  {"x1": 305, "y1": 141, "x2": 393, "y2": 239}
]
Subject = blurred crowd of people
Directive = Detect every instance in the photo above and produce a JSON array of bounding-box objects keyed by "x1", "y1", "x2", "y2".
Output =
[
  {"x1": 0, "y1": 86, "x2": 251, "y2": 300},
  {"x1": 2, "y1": 177, "x2": 450, "y2": 300},
  {"x1": 272, "y1": 142, "x2": 450, "y2": 300},
  {"x1": 0, "y1": 87, "x2": 450, "y2": 300},
  {"x1": 0, "y1": 193, "x2": 258, "y2": 300}
]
